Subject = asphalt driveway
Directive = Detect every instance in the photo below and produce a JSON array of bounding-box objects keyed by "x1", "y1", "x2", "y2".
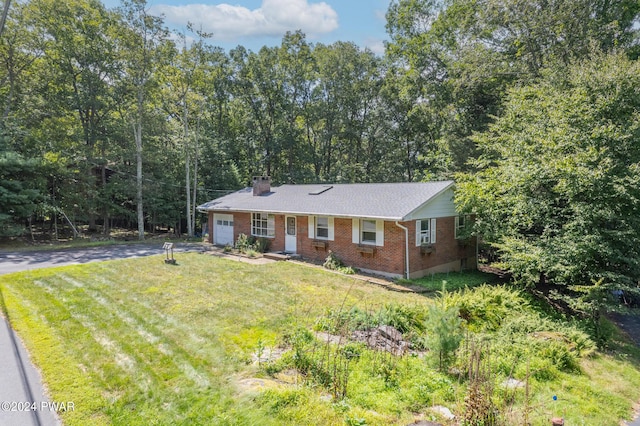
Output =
[
  {"x1": 0, "y1": 242, "x2": 206, "y2": 426},
  {"x1": 0, "y1": 242, "x2": 206, "y2": 275}
]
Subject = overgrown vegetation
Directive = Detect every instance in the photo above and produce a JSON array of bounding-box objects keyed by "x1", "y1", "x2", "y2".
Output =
[
  {"x1": 323, "y1": 251, "x2": 356, "y2": 275},
  {"x1": 235, "y1": 233, "x2": 271, "y2": 255},
  {"x1": 1, "y1": 256, "x2": 639, "y2": 425}
]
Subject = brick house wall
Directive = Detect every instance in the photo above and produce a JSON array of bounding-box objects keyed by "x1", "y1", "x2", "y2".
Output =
[{"x1": 208, "y1": 211, "x2": 476, "y2": 278}]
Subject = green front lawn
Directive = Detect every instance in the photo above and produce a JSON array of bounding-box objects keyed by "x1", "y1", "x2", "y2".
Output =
[{"x1": 1, "y1": 254, "x2": 639, "y2": 425}]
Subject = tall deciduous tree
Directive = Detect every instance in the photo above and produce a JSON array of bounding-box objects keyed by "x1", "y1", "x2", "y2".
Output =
[
  {"x1": 119, "y1": 0, "x2": 168, "y2": 239},
  {"x1": 456, "y1": 52, "x2": 640, "y2": 290},
  {"x1": 385, "y1": 0, "x2": 640, "y2": 172}
]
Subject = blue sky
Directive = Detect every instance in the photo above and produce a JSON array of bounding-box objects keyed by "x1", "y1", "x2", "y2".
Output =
[{"x1": 100, "y1": 0, "x2": 392, "y2": 53}]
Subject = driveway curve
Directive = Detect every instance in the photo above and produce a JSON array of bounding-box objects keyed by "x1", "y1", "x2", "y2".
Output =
[{"x1": 0, "y1": 242, "x2": 207, "y2": 275}]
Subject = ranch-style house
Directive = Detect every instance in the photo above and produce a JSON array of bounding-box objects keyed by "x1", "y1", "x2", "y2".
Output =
[{"x1": 198, "y1": 177, "x2": 476, "y2": 279}]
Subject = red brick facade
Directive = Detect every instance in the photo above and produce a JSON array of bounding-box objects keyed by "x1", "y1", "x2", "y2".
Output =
[{"x1": 207, "y1": 212, "x2": 476, "y2": 278}]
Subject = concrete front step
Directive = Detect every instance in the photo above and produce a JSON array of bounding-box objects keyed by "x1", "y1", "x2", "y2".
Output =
[{"x1": 263, "y1": 252, "x2": 295, "y2": 261}]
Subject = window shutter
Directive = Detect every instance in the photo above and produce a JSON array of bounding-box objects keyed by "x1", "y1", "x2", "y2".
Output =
[
  {"x1": 415, "y1": 220, "x2": 421, "y2": 246},
  {"x1": 352, "y1": 219, "x2": 359, "y2": 244},
  {"x1": 375, "y1": 220, "x2": 384, "y2": 246},
  {"x1": 454, "y1": 216, "x2": 460, "y2": 239},
  {"x1": 328, "y1": 217, "x2": 335, "y2": 241},
  {"x1": 430, "y1": 218, "x2": 437, "y2": 243},
  {"x1": 308, "y1": 216, "x2": 315, "y2": 238},
  {"x1": 268, "y1": 214, "x2": 275, "y2": 237}
]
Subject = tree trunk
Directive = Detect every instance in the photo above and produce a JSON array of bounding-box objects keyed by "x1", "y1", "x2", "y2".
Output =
[
  {"x1": 134, "y1": 90, "x2": 144, "y2": 240},
  {"x1": 192, "y1": 115, "x2": 199, "y2": 235},
  {"x1": 184, "y1": 100, "x2": 192, "y2": 237}
]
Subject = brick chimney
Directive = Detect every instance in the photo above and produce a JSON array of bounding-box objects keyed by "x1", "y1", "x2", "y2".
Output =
[{"x1": 252, "y1": 176, "x2": 271, "y2": 196}]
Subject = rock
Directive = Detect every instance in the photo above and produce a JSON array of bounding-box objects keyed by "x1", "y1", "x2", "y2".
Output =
[
  {"x1": 251, "y1": 347, "x2": 286, "y2": 364},
  {"x1": 407, "y1": 421, "x2": 443, "y2": 426},
  {"x1": 351, "y1": 326, "x2": 409, "y2": 355},
  {"x1": 501, "y1": 377, "x2": 525, "y2": 389},
  {"x1": 429, "y1": 405, "x2": 455, "y2": 420}
]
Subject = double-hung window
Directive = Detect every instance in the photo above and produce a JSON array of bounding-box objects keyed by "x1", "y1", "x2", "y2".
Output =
[
  {"x1": 308, "y1": 216, "x2": 334, "y2": 240},
  {"x1": 361, "y1": 219, "x2": 377, "y2": 245},
  {"x1": 416, "y1": 218, "x2": 437, "y2": 246},
  {"x1": 316, "y1": 216, "x2": 329, "y2": 239},
  {"x1": 455, "y1": 215, "x2": 468, "y2": 239},
  {"x1": 352, "y1": 219, "x2": 383, "y2": 246},
  {"x1": 252, "y1": 212, "x2": 275, "y2": 237}
]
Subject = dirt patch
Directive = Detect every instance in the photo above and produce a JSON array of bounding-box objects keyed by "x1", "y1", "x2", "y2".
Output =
[
  {"x1": 235, "y1": 377, "x2": 283, "y2": 393},
  {"x1": 251, "y1": 347, "x2": 287, "y2": 364}
]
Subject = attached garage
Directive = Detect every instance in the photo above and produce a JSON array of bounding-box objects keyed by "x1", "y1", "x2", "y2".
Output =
[{"x1": 213, "y1": 213, "x2": 234, "y2": 245}]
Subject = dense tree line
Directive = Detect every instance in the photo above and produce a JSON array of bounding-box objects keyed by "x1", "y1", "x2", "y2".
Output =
[
  {"x1": 1, "y1": 0, "x2": 639, "y2": 293},
  {"x1": 0, "y1": 0, "x2": 451, "y2": 239}
]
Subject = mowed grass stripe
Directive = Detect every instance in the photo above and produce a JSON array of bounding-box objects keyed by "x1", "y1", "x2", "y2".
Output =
[
  {"x1": 32, "y1": 278, "x2": 156, "y2": 391},
  {"x1": 49, "y1": 274, "x2": 217, "y2": 389},
  {"x1": 26, "y1": 271, "x2": 247, "y2": 425}
]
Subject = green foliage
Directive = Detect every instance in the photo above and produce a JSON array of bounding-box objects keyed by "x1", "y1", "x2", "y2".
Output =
[
  {"x1": 425, "y1": 292, "x2": 463, "y2": 371},
  {"x1": 0, "y1": 152, "x2": 44, "y2": 236},
  {"x1": 322, "y1": 251, "x2": 356, "y2": 274},
  {"x1": 456, "y1": 53, "x2": 640, "y2": 295},
  {"x1": 445, "y1": 284, "x2": 526, "y2": 331},
  {"x1": 234, "y1": 234, "x2": 270, "y2": 254},
  {"x1": 314, "y1": 304, "x2": 426, "y2": 337},
  {"x1": 400, "y1": 270, "x2": 498, "y2": 292}
]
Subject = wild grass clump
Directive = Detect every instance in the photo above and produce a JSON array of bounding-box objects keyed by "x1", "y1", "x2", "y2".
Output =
[
  {"x1": 400, "y1": 270, "x2": 498, "y2": 292},
  {"x1": 323, "y1": 251, "x2": 357, "y2": 274}
]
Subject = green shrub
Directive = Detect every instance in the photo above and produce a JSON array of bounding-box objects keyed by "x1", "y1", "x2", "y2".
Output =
[
  {"x1": 425, "y1": 302, "x2": 463, "y2": 371},
  {"x1": 235, "y1": 233, "x2": 254, "y2": 253},
  {"x1": 314, "y1": 307, "x2": 377, "y2": 334},
  {"x1": 322, "y1": 251, "x2": 358, "y2": 274},
  {"x1": 314, "y1": 304, "x2": 427, "y2": 337},
  {"x1": 445, "y1": 284, "x2": 527, "y2": 331},
  {"x1": 254, "y1": 237, "x2": 271, "y2": 253}
]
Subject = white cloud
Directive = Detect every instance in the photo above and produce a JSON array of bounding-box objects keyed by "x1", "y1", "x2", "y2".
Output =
[
  {"x1": 364, "y1": 38, "x2": 386, "y2": 56},
  {"x1": 150, "y1": 0, "x2": 338, "y2": 42}
]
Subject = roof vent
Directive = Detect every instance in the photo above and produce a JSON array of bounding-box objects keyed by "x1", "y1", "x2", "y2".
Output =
[{"x1": 308, "y1": 185, "x2": 333, "y2": 195}]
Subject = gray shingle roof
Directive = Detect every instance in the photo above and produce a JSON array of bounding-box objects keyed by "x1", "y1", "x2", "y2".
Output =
[{"x1": 198, "y1": 180, "x2": 454, "y2": 220}]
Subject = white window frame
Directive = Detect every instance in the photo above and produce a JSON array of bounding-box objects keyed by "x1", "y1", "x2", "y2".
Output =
[
  {"x1": 352, "y1": 218, "x2": 384, "y2": 246},
  {"x1": 361, "y1": 219, "x2": 377, "y2": 245},
  {"x1": 455, "y1": 215, "x2": 467, "y2": 239},
  {"x1": 416, "y1": 218, "x2": 437, "y2": 246},
  {"x1": 316, "y1": 216, "x2": 329, "y2": 239},
  {"x1": 251, "y1": 212, "x2": 275, "y2": 238},
  {"x1": 308, "y1": 216, "x2": 334, "y2": 240}
]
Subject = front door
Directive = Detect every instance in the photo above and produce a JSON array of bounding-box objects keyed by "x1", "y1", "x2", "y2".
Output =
[{"x1": 285, "y1": 216, "x2": 296, "y2": 253}]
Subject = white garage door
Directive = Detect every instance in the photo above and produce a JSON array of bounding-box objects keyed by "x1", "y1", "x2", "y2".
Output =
[{"x1": 214, "y1": 214, "x2": 234, "y2": 245}]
